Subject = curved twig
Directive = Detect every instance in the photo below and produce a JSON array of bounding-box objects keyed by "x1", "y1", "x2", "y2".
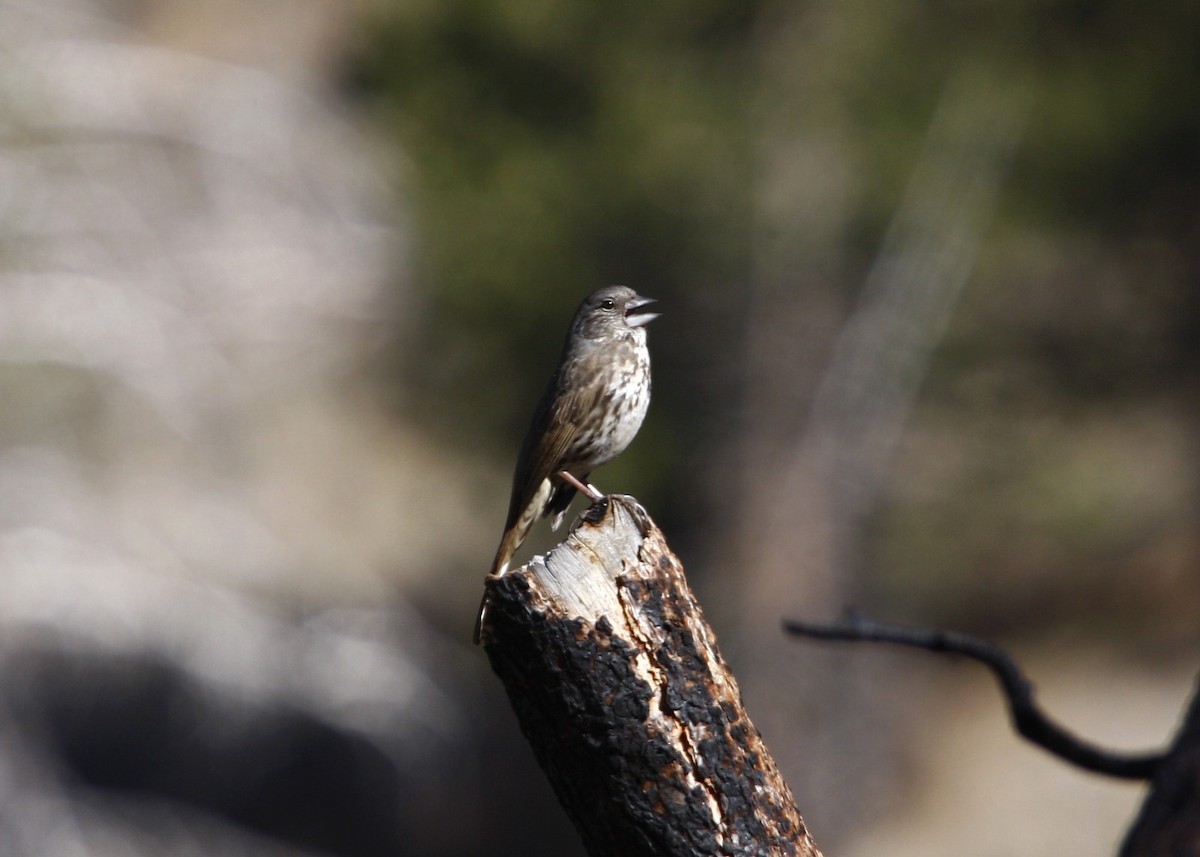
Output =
[{"x1": 783, "y1": 610, "x2": 1165, "y2": 780}]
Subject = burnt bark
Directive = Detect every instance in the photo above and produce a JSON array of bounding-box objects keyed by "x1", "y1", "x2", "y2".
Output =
[
  {"x1": 479, "y1": 495, "x2": 820, "y2": 857},
  {"x1": 1121, "y1": 672, "x2": 1200, "y2": 857}
]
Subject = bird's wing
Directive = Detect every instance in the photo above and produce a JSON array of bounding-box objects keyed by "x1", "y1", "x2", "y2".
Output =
[{"x1": 504, "y1": 360, "x2": 605, "y2": 528}]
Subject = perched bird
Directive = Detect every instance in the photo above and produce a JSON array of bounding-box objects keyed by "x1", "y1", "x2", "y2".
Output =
[{"x1": 475, "y1": 285, "x2": 658, "y2": 643}]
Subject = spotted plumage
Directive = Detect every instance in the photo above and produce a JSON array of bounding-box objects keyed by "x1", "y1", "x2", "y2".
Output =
[{"x1": 475, "y1": 285, "x2": 658, "y2": 643}]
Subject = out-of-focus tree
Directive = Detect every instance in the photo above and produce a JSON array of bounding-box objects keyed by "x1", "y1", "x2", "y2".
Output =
[
  {"x1": 345, "y1": 0, "x2": 762, "y2": 496},
  {"x1": 349, "y1": 0, "x2": 1200, "y2": 848}
]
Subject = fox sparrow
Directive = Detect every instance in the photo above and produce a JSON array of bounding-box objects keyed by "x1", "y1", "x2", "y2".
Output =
[{"x1": 475, "y1": 285, "x2": 658, "y2": 643}]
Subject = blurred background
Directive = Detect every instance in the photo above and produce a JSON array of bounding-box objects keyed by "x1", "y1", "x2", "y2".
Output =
[{"x1": 1, "y1": 0, "x2": 1197, "y2": 855}]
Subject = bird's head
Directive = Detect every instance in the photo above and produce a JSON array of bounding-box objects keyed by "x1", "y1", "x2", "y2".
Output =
[{"x1": 573, "y1": 285, "x2": 659, "y2": 342}]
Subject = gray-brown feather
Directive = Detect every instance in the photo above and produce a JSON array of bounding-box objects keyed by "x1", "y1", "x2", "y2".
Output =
[{"x1": 491, "y1": 285, "x2": 653, "y2": 575}]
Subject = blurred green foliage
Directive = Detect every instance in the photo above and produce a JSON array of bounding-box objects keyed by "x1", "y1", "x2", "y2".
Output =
[
  {"x1": 349, "y1": 0, "x2": 1199, "y2": 384},
  {"x1": 346, "y1": 0, "x2": 1200, "y2": 632},
  {"x1": 348, "y1": 0, "x2": 759, "y2": 443}
]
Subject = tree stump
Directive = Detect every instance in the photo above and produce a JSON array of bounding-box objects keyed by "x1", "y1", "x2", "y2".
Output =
[{"x1": 479, "y1": 495, "x2": 821, "y2": 857}]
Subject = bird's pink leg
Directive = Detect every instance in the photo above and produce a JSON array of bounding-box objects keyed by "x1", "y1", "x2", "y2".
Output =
[{"x1": 558, "y1": 470, "x2": 604, "y2": 502}]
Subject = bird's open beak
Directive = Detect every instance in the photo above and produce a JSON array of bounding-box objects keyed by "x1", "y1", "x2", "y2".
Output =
[{"x1": 625, "y1": 295, "x2": 659, "y2": 328}]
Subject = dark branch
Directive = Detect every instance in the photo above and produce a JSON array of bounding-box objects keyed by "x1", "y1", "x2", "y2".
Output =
[
  {"x1": 783, "y1": 611, "x2": 1166, "y2": 780},
  {"x1": 1120, "y1": 671, "x2": 1200, "y2": 856}
]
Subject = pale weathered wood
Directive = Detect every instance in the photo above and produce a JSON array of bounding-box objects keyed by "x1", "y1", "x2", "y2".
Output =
[{"x1": 479, "y1": 495, "x2": 821, "y2": 857}]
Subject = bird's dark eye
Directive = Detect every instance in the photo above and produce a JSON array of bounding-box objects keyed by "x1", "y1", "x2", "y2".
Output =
[{"x1": 601, "y1": 298, "x2": 615, "y2": 310}]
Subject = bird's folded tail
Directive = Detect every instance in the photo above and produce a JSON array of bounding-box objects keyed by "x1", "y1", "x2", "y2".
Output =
[
  {"x1": 474, "y1": 477, "x2": 552, "y2": 643},
  {"x1": 473, "y1": 537, "x2": 517, "y2": 644}
]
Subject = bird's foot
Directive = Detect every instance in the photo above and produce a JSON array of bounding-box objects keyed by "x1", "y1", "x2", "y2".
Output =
[{"x1": 557, "y1": 470, "x2": 604, "y2": 502}]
